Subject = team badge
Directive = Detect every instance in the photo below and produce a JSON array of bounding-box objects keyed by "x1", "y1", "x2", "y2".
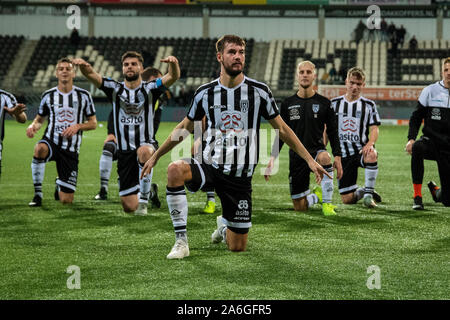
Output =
[
  {"x1": 431, "y1": 108, "x2": 441, "y2": 120},
  {"x1": 312, "y1": 104, "x2": 320, "y2": 118},
  {"x1": 355, "y1": 111, "x2": 362, "y2": 118},
  {"x1": 240, "y1": 100, "x2": 249, "y2": 113}
]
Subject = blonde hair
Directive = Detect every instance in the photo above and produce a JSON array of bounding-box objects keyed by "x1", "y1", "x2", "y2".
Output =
[
  {"x1": 346, "y1": 67, "x2": 366, "y2": 82},
  {"x1": 297, "y1": 60, "x2": 316, "y2": 74}
]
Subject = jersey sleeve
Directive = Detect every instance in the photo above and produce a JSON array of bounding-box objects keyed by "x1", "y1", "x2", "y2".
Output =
[
  {"x1": 187, "y1": 89, "x2": 206, "y2": 121},
  {"x1": 38, "y1": 94, "x2": 50, "y2": 117},
  {"x1": 83, "y1": 93, "x2": 96, "y2": 117},
  {"x1": 145, "y1": 78, "x2": 166, "y2": 101},
  {"x1": 99, "y1": 77, "x2": 119, "y2": 101},
  {"x1": 368, "y1": 102, "x2": 381, "y2": 126},
  {"x1": 325, "y1": 101, "x2": 342, "y2": 157},
  {"x1": 3, "y1": 92, "x2": 17, "y2": 109},
  {"x1": 260, "y1": 87, "x2": 280, "y2": 120},
  {"x1": 408, "y1": 102, "x2": 427, "y2": 141},
  {"x1": 277, "y1": 99, "x2": 289, "y2": 153}
]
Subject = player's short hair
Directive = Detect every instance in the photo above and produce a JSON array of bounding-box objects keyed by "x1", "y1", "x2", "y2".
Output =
[
  {"x1": 297, "y1": 60, "x2": 316, "y2": 74},
  {"x1": 56, "y1": 57, "x2": 73, "y2": 68},
  {"x1": 121, "y1": 51, "x2": 144, "y2": 65},
  {"x1": 141, "y1": 67, "x2": 162, "y2": 81},
  {"x1": 216, "y1": 35, "x2": 246, "y2": 53},
  {"x1": 346, "y1": 67, "x2": 366, "y2": 82},
  {"x1": 442, "y1": 57, "x2": 450, "y2": 67}
]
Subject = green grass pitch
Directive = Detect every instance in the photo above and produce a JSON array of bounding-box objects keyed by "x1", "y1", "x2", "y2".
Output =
[{"x1": 0, "y1": 121, "x2": 448, "y2": 299}]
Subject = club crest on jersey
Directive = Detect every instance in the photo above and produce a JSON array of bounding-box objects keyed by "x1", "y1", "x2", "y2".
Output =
[
  {"x1": 312, "y1": 104, "x2": 320, "y2": 113},
  {"x1": 355, "y1": 111, "x2": 362, "y2": 118},
  {"x1": 240, "y1": 100, "x2": 249, "y2": 113},
  {"x1": 431, "y1": 108, "x2": 441, "y2": 120}
]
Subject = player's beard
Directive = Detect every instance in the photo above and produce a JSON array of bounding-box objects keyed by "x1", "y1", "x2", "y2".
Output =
[
  {"x1": 125, "y1": 72, "x2": 139, "y2": 82},
  {"x1": 300, "y1": 82, "x2": 312, "y2": 90},
  {"x1": 222, "y1": 61, "x2": 243, "y2": 77}
]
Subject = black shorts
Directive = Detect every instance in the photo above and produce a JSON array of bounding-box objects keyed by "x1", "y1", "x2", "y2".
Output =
[
  {"x1": 117, "y1": 144, "x2": 157, "y2": 197},
  {"x1": 39, "y1": 137, "x2": 78, "y2": 193},
  {"x1": 185, "y1": 158, "x2": 252, "y2": 231},
  {"x1": 117, "y1": 150, "x2": 139, "y2": 197},
  {"x1": 338, "y1": 153, "x2": 366, "y2": 195},
  {"x1": 289, "y1": 150, "x2": 326, "y2": 199}
]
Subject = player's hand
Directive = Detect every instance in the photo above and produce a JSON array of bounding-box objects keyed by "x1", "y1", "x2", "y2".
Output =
[
  {"x1": 160, "y1": 55, "x2": 179, "y2": 65},
  {"x1": 308, "y1": 159, "x2": 332, "y2": 185},
  {"x1": 333, "y1": 156, "x2": 343, "y2": 180},
  {"x1": 140, "y1": 156, "x2": 158, "y2": 179},
  {"x1": 360, "y1": 143, "x2": 375, "y2": 157},
  {"x1": 71, "y1": 58, "x2": 89, "y2": 66},
  {"x1": 405, "y1": 139, "x2": 414, "y2": 155},
  {"x1": 104, "y1": 134, "x2": 117, "y2": 144},
  {"x1": 5, "y1": 103, "x2": 27, "y2": 117},
  {"x1": 264, "y1": 157, "x2": 275, "y2": 182},
  {"x1": 62, "y1": 124, "x2": 80, "y2": 138},
  {"x1": 26, "y1": 124, "x2": 37, "y2": 138}
]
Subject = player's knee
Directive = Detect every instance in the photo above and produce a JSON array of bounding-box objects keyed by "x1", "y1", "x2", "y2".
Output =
[
  {"x1": 137, "y1": 146, "x2": 154, "y2": 163},
  {"x1": 59, "y1": 193, "x2": 74, "y2": 204},
  {"x1": 167, "y1": 161, "x2": 188, "y2": 183},
  {"x1": 34, "y1": 143, "x2": 49, "y2": 159},
  {"x1": 122, "y1": 202, "x2": 138, "y2": 213},
  {"x1": 103, "y1": 141, "x2": 116, "y2": 155},
  {"x1": 411, "y1": 141, "x2": 425, "y2": 156},
  {"x1": 364, "y1": 153, "x2": 377, "y2": 163},
  {"x1": 317, "y1": 152, "x2": 331, "y2": 166}
]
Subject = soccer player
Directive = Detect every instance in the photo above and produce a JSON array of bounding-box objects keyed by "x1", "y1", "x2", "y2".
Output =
[
  {"x1": 0, "y1": 89, "x2": 27, "y2": 178},
  {"x1": 73, "y1": 52, "x2": 180, "y2": 215},
  {"x1": 93, "y1": 66, "x2": 171, "y2": 211},
  {"x1": 27, "y1": 58, "x2": 97, "y2": 206},
  {"x1": 406, "y1": 57, "x2": 450, "y2": 210},
  {"x1": 330, "y1": 67, "x2": 382, "y2": 208},
  {"x1": 140, "y1": 35, "x2": 330, "y2": 259},
  {"x1": 264, "y1": 61, "x2": 342, "y2": 216}
]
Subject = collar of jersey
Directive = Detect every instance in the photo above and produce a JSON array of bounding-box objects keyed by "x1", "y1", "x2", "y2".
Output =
[
  {"x1": 56, "y1": 87, "x2": 75, "y2": 96},
  {"x1": 217, "y1": 76, "x2": 246, "y2": 90},
  {"x1": 343, "y1": 95, "x2": 361, "y2": 104}
]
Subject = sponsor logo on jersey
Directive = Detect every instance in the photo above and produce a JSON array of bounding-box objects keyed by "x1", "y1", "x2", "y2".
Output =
[
  {"x1": 119, "y1": 96, "x2": 144, "y2": 115},
  {"x1": 219, "y1": 111, "x2": 244, "y2": 133}
]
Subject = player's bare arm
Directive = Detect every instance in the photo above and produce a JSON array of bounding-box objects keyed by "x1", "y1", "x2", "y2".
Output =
[
  {"x1": 269, "y1": 115, "x2": 330, "y2": 184},
  {"x1": 72, "y1": 58, "x2": 103, "y2": 88},
  {"x1": 160, "y1": 56, "x2": 181, "y2": 88},
  {"x1": 62, "y1": 115, "x2": 97, "y2": 138},
  {"x1": 26, "y1": 115, "x2": 45, "y2": 138},
  {"x1": 140, "y1": 117, "x2": 194, "y2": 178},
  {"x1": 361, "y1": 125, "x2": 379, "y2": 157},
  {"x1": 5, "y1": 103, "x2": 27, "y2": 123}
]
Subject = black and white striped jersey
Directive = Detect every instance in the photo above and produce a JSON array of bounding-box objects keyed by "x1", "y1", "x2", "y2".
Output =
[
  {"x1": 187, "y1": 76, "x2": 280, "y2": 177},
  {"x1": 331, "y1": 95, "x2": 381, "y2": 158},
  {"x1": 408, "y1": 80, "x2": 450, "y2": 149},
  {"x1": 0, "y1": 89, "x2": 18, "y2": 143},
  {"x1": 100, "y1": 77, "x2": 165, "y2": 151},
  {"x1": 38, "y1": 86, "x2": 96, "y2": 153}
]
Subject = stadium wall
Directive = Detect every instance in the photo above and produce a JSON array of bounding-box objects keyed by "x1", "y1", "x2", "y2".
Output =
[{"x1": 1, "y1": 13, "x2": 448, "y2": 40}]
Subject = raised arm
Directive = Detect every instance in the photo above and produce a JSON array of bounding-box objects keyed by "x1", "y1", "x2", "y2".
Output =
[
  {"x1": 160, "y1": 56, "x2": 180, "y2": 88},
  {"x1": 72, "y1": 58, "x2": 103, "y2": 88}
]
